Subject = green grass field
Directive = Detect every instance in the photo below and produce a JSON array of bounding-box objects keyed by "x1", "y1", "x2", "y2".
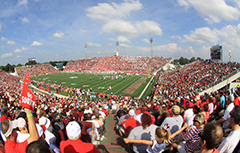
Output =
[{"x1": 31, "y1": 72, "x2": 154, "y2": 99}]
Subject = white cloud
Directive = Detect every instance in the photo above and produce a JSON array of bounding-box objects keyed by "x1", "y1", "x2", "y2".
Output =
[
  {"x1": 135, "y1": 20, "x2": 163, "y2": 36},
  {"x1": 38, "y1": 50, "x2": 46, "y2": 53},
  {"x1": 22, "y1": 47, "x2": 29, "y2": 50},
  {"x1": 16, "y1": 55, "x2": 21, "y2": 58},
  {"x1": 141, "y1": 38, "x2": 150, "y2": 43},
  {"x1": 1, "y1": 53, "x2": 13, "y2": 59},
  {"x1": 53, "y1": 33, "x2": 64, "y2": 38},
  {"x1": 87, "y1": 42, "x2": 102, "y2": 47},
  {"x1": 1, "y1": 37, "x2": 7, "y2": 41},
  {"x1": 7, "y1": 40, "x2": 16, "y2": 45},
  {"x1": 119, "y1": 43, "x2": 131, "y2": 48},
  {"x1": 180, "y1": 27, "x2": 219, "y2": 44},
  {"x1": 117, "y1": 36, "x2": 131, "y2": 43},
  {"x1": 107, "y1": 38, "x2": 115, "y2": 41},
  {"x1": 31, "y1": 41, "x2": 43, "y2": 46},
  {"x1": 86, "y1": 1, "x2": 143, "y2": 21},
  {"x1": 80, "y1": 30, "x2": 87, "y2": 33},
  {"x1": 13, "y1": 49, "x2": 22, "y2": 53},
  {"x1": 177, "y1": 0, "x2": 190, "y2": 8},
  {"x1": 21, "y1": 17, "x2": 30, "y2": 23},
  {"x1": 0, "y1": 23, "x2": 2, "y2": 31},
  {"x1": 177, "y1": 0, "x2": 240, "y2": 23},
  {"x1": 102, "y1": 20, "x2": 138, "y2": 37},
  {"x1": 18, "y1": 0, "x2": 28, "y2": 5}
]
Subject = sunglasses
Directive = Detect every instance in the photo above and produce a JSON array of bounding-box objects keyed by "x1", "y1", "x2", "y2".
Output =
[
  {"x1": 198, "y1": 132, "x2": 205, "y2": 140},
  {"x1": 193, "y1": 119, "x2": 200, "y2": 123}
]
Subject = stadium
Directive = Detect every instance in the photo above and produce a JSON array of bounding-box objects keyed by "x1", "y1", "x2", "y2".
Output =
[{"x1": 1, "y1": 0, "x2": 240, "y2": 152}]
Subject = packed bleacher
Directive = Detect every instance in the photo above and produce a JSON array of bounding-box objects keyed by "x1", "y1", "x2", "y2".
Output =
[
  {"x1": 0, "y1": 58, "x2": 240, "y2": 153},
  {"x1": 64, "y1": 56, "x2": 171, "y2": 74},
  {"x1": 16, "y1": 63, "x2": 59, "y2": 79},
  {"x1": 154, "y1": 60, "x2": 240, "y2": 102}
]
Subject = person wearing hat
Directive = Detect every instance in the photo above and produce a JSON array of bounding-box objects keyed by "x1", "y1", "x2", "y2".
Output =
[
  {"x1": 218, "y1": 105, "x2": 240, "y2": 153},
  {"x1": 39, "y1": 116, "x2": 56, "y2": 145},
  {"x1": 16, "y1": 117, "x2": 30, "y2": 143},
  {"x1": 35, "y1": 124, "x2": 60, "y2": 153},
  {"x1": 121, "y1": 109, "x2": 140, "y2": 137},
  {"x1": 60, "y1": 121, "x2": 100, "y2": 153},
  {"x1": 1, "y1": 107, "x2": 39, "y2": 153},
  {"x1": 170, "y1": 112, "x2": 205, "y2": 153},
  {"x1": 161, "y1": 105, "x2": 183, "y2": 141}
]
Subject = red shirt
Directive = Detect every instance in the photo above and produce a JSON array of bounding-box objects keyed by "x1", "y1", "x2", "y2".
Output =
[
  {"x1": 0, "y1": 115, "x2": 7, "y2": 122},
  {"x1": 234, "y1": 97, "x2": 240, "y2": 106},
  {"x1": 5, "y1": 139, "x2": 28, "y2": 153},
  {"x1": 122, "y1": 118, "x2": 140, "y2": 136},
  {"x1": 60, "y1": 139, "x2": 100, "y2": 153}
]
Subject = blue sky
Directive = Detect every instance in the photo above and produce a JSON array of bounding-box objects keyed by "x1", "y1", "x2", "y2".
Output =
[{"x1": 0, "y1": 0, "x2": 240, "y2": 66}]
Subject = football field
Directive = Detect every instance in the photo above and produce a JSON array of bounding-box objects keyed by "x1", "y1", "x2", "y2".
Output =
[{"x1": 31, "y1": 72, "x2": 154, "y2": 99}]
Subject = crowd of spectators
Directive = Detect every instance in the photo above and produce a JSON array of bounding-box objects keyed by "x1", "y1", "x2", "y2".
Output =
[
  {"x1": 1, "y1": 58, "x2": 240, "y2": 152},
  {"x1": 64, "y1": 56, "x2": 171, "y2": 74},
  {"x1": 16, "y1": 63, "x2": 59, "y2": 79},
  {"x1": 154, "y1": 60, "x2": 240, "y2": 103}
]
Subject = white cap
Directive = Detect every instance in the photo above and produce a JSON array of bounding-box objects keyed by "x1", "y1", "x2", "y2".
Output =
[
  {"x1": 36, "y1": 123, "x2": 44, "y2": 137},
  {"x1": 39, "y1": 116, "x2": 50, "y2": 129},
  {"x1": 129, "y1": 109, "x2": 135, "y2": 116},
  {"x1": 66, "y1": 121, "x2": 81, "y2": 140},
  {"x1": 3, "y1": 119, "x2": 18, "y2": 137},
  {"x1": 17, "y1": 117, "x2": 27, "y2": 128}
]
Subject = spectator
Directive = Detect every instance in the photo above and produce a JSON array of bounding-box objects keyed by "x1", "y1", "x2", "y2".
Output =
[
  {"x1": 170, "y1": 112, "x2": 205, "y2": 153},
  {"x1": 121, "y1": 109, "x2": 140, "y2": 137},
  {"x1": 26, "y1": 139, "x2": 54, "y2": 153},
  {"x1": 124, "y1": 126, "x2": 170, "y2": 153},
  {"x1": 16, "y1": 117, "x2": 30, "y2": 143},
  {"x1": 154, "y1": 108, "x2": 169, "y2": 126},
  {"x1": 127, "y1": 112, "x2": 157, "y2": 153},
  {"x1": 60, "y1": 121, "x2": 100, "y2": 153},
  {"x1": 218, "y1": 105, "x2": 240, "y2": 153},
  {"x1": 161, "y1": 105, "x2": 183, "y2": 141},
  {"x1": 215, "y1": 96, "x2": 234, "y2": 131},
  {"x1": 1, "y1": 108, "x2": 39, "y2": 153},
  {"x1": 35, "y1": 124, "x2": 60, "y2": 153},
  {"x1": 198, "y1": 122, "x2": 223, "y2": 153}
]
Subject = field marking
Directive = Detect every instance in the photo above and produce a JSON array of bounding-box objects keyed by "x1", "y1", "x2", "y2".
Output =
[
  {"x1": 97, "y1": 75, "x2": 134, "y2": 93},
  {"x1": 114, "y1": 76, "x2": 142, "y2": 95}
]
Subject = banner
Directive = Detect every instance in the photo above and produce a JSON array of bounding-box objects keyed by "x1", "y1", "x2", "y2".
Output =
[{"x1": 20, "y1": 73, "x2": 36, "y2": 110}]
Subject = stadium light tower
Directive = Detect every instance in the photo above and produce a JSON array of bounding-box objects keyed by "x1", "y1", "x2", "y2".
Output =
[
  {"x1": 116, "y1": 41, "x2": 119, "y2": 56},
  {"x1": 150, "y1": 38, "x2": 153, "y2": 57},
  {"x1": 229, "y1": 50, "x2": 231, "y2": 63},
  {"x1": 85, "y1": 44, "x2": 87, "y2": 59}
]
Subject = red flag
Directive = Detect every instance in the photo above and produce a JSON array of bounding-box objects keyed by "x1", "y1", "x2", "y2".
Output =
[{"x1": 20, "y1": 73, "x2": 36, "y2": 110}]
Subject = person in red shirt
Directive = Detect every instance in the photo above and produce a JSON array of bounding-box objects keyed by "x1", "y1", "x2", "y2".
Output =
[
  {"x1": 121, "y1": 109, "x2": 140, "y2": 137},
  {"x1": 60, "y1": 121, "x2": 100, "y2": 153},
  {"x1": 1, "y1": 107, "x2": 39, "y2": 153}
]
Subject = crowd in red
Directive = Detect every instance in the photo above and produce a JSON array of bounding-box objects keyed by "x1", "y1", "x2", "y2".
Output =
[
  {"x1": 16, "y1": 63, "x2": 58, "y2": 79},
  {"x1": 64, "y1": 56, "x2": 171, "y2": 74},
  {"x1": 0, "y1": 58, "x2": 240, "y2": 153}
]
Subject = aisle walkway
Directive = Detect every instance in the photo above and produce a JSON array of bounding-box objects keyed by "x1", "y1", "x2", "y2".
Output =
[{"x1": 97, "y1": 114, "x2": 129, "y2": 153}]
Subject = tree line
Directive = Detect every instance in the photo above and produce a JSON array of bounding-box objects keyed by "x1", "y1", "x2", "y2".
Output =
[{"x1": 0, "y1": 60, "x2": 68, "y2": 73}]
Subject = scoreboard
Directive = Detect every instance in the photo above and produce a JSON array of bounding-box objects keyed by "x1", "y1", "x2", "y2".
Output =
[{"x1": 210, "y1": 45, "x2": 222, "y2": 60}]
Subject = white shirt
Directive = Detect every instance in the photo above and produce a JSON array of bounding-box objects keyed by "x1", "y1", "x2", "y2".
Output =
[
  {"x1": 16, "y1": 131, "x2": 30, "y2": 143},
  {"x1": 222, "y1": 103, "x2": 234, "y2": 130},
  {"x1": 218, "y1": 127, "x2": 240, "y2": 153}
]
